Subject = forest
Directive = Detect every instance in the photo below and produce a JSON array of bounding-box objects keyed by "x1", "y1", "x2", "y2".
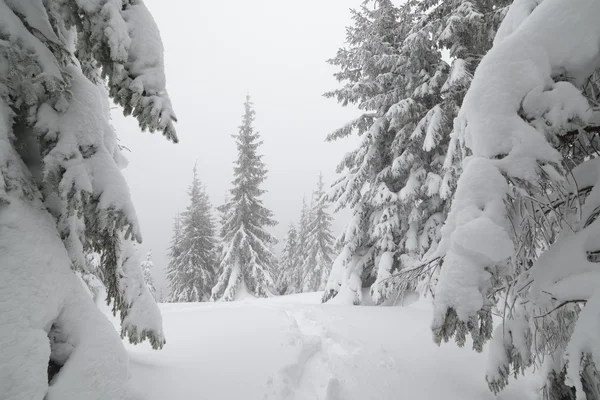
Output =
[{"x1": 1, "y1": 0, "x2": 600, "y2": 399}]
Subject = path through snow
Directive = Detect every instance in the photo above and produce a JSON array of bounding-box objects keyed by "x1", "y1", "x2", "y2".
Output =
[
  {"x1": 264, "y1": 307, "x2": 366, "y2": 400},
  {"x1": 124, "y1": 293, "x2": 539, "y2": 400}
]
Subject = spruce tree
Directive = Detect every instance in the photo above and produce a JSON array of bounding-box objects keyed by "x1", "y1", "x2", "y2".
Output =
[
  {"x1": 408, "y1": 0, "x2": 512, "y2": 193},
  {"x1": 156, "y1": 288, "x2": 166, "y2": 303},
  {"x1": 166, "y1": 212, "x2": 183, "y2": 284},
  {"x1": 141, "y1": 250, "x2": 156, "y2": 299},
  {"x1": 322, "y1": 0, "x2": 512, "y2": 305},
  {"x1": 213, "y1": 193, "x2": 230, "y2": 278},
  {"x1": 211, "y1": 95, "x2": 278, "y2": 301},
  {"x1": 302, "y1": 174, "x2": 335, "y2": 292},
  {"x1": 167, "y1": 166, "x2": 218, "y2": 302},
  {"x1": 321, "y1": 0, "x2": 450, "y2": 304},
  {"x1": 0, "y1": 1, "x2": 174, "y2": 396},
  {"x1": 277, "y1": 223, "x2": 300, "y2": 294},
  {"x1": 294, "y1": 196, "x2": 311, "y2": 292}
]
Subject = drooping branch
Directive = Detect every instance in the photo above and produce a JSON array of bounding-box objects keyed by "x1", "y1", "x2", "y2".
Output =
[{"x1": 534, "y1": 300, "x2": 586, "y2": 319}]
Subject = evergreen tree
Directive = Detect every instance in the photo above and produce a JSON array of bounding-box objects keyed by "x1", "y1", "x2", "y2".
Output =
[
  {"x1": 408, "y1": 0, "x2": 512, "y2": 192},
  {"x1": 277, "y1": 223, "x2": 300, "y2": 294},
  {"x1": 322, "y1": 0, "x2": 512, "y2": 305},
  {"x1": 166, "y1": 214, "x2": 182, "y2": 302},
  {"x1": 211, "y1": 95, "x2": 278, "y2": 301},
  {"x1": 213, "y1": 193, "x2": 230, "y2": 278},
  {"x1": 0, "y1": 0, "x2": 175, "y2": 396},
  {"x1": 294, "y1": 196, "x2": 311, "y2": 291},
  {"x1": 141, "y1": 250, "x2": 156, "y2": 299},
  {"x1": 321, "y1": 0, "x2": 450, "y2": 304},
  {"x1": 302, "y1": 174, "x2": 335, "y2": 292},
  {"x1": 167, "y1": 166, "x2": 218, "y2": 302},
  {"x1": 156, "y1": 288, "x2": 166, "y2": 303}
]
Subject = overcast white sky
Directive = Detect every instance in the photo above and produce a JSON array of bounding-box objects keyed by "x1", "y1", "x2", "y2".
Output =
[{"x1": 112, "y1": 0, "x2": 364, "y2": 294}]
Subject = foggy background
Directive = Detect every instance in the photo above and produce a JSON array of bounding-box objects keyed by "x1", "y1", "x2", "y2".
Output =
[{"x1": 112, "y1": 0, "x2": 363, "y2": 294}]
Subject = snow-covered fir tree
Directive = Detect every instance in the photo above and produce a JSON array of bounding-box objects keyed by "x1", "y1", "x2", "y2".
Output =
[
  {"x1": 167, "y1": 165, "x2": 218, "y2": 302},
  {"x1": 141, "y1": 250, "x2": 156, "y2": 299},
  {"x1": 0, "y1": 0, "x2": 174, "y2": 397},
  {"x1": 212, "y1": 193, "x2": 230, "y2": 277},
  {"x1": 431, "y1": 0, "x2": 600, "y2": 397},
  {"x1": 156, "y1": 288, "x2": 167, "y2": 303},
  {"x1": 211, "y1": 95, "x2": 278, "y2": 301},
  {"x1": 276, "y1": 222, "x2": 300, "y2": 294},
  {"x1": 277, "y1": 198, "x2": 312, "y2": 295},
  {"x1": 409, "y1": 0, "x2": 512, "y2": 191},
  {"x1": 302, "y1": 173, "x2": 335, "y2": 292},
  {"x1": 166, "y1": 212, "x2": 183, "y2": 292},
  {"x1": 321, "y1": 0, "x2": 452, "y2": 305},
  {"x1": 294, "y1": 196, "x2": 312, "y2": 290}
]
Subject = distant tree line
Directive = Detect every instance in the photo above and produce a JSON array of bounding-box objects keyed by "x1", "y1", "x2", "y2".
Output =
[{"x1": 166, "y1": 96, "x2": 335, "y2": 301}]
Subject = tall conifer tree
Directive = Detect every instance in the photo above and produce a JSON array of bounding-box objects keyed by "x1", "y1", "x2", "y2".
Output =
[
  {"x1": 302, "y1": 173, "x2": 335, "y2": 292},
  {"x1": 295, "y1": 196, "x2": 311, "y2": 289},
  {"x1": 212, "y1": 95, "x2": 278, "y2": 301},
  {"x1": 322, "y1": 0, "x2": 511, "y2": 305},
  {"x1": 321, "y1": 0, "x2": 449, "y2": 304},
  {"x1": 277, "y1": 223, "x2": 300, "y2": 294},
  {"x1": 167, "y1": 166, "x2": 218, "y2": 302}
]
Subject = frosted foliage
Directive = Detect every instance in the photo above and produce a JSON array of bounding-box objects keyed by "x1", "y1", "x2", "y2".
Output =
[
  {"x1": 322, "y1": 0, "x2": 455, "y2": 305},
  {"x1": 141, "y1": 251, "x2": 156, "y2": 298},
  {"x1": 411, "y1": 0, "x2": 513, "y2": 195},
  {"x1": 370, "y1": 251, "x2": 394, "y2": 305},
  {"x1": 212, "y1": 96, "x2": 278, "y2": 301},
  {"x1": 323, "y1": 0, "x2": 514, "y2": 306},
  {"x1": 76, "y1": 0, "x2": 177, "y2": 141},
  {"x1": 0, "y1": 0, "x2": 174, "y2": 396},
  {"x1": 302, "y1": 174, "x2": 336, "y2": 292},
  {"x1": 432, "y1": 0, "x2": 600, "y2": 396},
  {"x1": 167, "y1": 167, "x2": 218, "y2": 302},
  {"x1": 0, "y1": 1, "x2": 63, "y2": 85},
  {"x1": 277, "y1": 223, "x2": 301, "y2": 295},
  {"x1": 291, "y1": 197, "x2": 311, "y2": 294},
  {"x1": 122, "y1": 3, "x2": 166, "y2": 93},
  {"x1": 529, "y1": 158, "x2": 600, "y2": 399},
  {"x1": 37, "y1": 66, "x2": 140, "y2": 265},
  {"x1": 0, "y1": 109, "x2": 128, "y2": 399},
  {"x1": 484, "y1": 155, "x2": 600, "y2": 397},
  {"x1": 117, "y1": 238, "x2": 165, "y2": 349},
  {"x1": 485, "y1": 308, "x2": 532, "y2": 393},
  {"x1": 4, "y1": 0, "x2": 61, "y2": 44},
  {"x1": 531, "y1": 160, "x2": 600, "y2": 304},
  {"x1": 434, "y1": 0, "x2": 598, "y2": 334}
]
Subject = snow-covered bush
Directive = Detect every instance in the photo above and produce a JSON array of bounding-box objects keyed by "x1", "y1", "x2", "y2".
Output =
[{"x1": 0, "y1": 0, "x2": 175, "y2": 397}]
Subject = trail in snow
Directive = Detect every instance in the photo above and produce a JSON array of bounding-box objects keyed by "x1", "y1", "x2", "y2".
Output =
[
  {"x1": 124, "y1": 293, "x2": 540, "y2": 400},
  {"x1": 264, "y1": 307, "x2": 364, "y2": 400}
]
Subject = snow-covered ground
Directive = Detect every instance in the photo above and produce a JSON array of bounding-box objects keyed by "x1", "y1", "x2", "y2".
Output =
[{"x1": 124, "y1": 293, "x2": 538, "y2": 400}]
